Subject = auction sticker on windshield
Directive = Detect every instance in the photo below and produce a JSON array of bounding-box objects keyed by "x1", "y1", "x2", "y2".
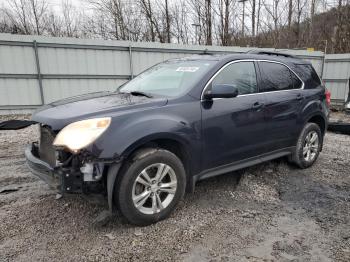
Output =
[{"x1": 176, "y1": 67, "x2": 199, "y2": 72}]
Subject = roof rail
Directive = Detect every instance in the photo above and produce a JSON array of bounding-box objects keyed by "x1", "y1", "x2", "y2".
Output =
[{"x1": 246, "y1": 50, "x2": 298, "y2": 59}]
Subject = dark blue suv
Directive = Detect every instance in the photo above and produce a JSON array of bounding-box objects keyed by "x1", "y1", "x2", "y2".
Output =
[{"x1": 25, "y1": 52, "x2": 330, "y2": 225}]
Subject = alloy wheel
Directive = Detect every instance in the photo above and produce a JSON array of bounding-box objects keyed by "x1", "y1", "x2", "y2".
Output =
[
  {"x1": 132, "y1": 163, "x2": 177, "y2": 215},
  {"x1": 303, "y1": 131, "x2": 319, "y2": 162}
]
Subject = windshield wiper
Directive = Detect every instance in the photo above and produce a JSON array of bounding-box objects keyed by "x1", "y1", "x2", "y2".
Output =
[{"x1": 129, "y1": 91, "x2": 153, "y2": 98}]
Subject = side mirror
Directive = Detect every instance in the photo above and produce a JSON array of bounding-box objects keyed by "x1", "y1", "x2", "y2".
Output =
[{"x1": 204, "y1": 84, "x2": 239, "y2": 99}]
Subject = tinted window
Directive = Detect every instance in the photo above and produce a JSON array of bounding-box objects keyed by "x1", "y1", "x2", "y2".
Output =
[
  {"x1": 293, "y1": 64, "x2": 321, "y2": 89},
  {"x1": 212, "y1": 62, "x2": 257, "y2": 95},
  {"x1": 291, "y1": 71, "x2": 303, "y2": 89},
  {"x1": 259, "y1": 62, "x2": 301, "y2": 92}
]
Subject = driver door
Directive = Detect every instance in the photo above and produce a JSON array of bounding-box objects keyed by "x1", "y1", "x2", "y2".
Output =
[{"x1": 201, "y1": 61, "x2": 267, "y2": 171}]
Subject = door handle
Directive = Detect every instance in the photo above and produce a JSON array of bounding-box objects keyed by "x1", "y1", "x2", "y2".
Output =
[
  {"x1": 296, "y1": 94, "x2": 304, "y2": 101},
  {"x1": 252, "y1": 102, "x2": 265, "y2": 110}
]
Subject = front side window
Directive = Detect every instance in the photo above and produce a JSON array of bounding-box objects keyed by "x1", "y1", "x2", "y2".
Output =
[
  {"x1": 259, "y1": 62, "x2": 302, "y2": 92},
  {"x1": 211, "y1": 61, "x2": 258, "y2": 95},
  {"x1": 119, "y1": 60, "x2": 215, "y2": 97}
]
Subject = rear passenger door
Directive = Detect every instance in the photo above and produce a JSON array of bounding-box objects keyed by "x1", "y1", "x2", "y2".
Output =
[{"x1": 257, "y1": 61, "x2": 304, "y2": 152}]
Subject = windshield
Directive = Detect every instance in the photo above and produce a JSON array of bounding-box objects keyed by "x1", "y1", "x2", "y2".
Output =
[{"x1": 119, "y1": 60, "x2": 215, "y2": 97}]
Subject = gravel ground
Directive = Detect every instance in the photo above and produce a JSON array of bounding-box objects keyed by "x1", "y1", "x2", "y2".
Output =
[
  {"x1": 0, "y1": 115, "x2": 350, "y2": 262},
  {"x1": 330, "y1": 111, "x2": 350, "y2": 123}
]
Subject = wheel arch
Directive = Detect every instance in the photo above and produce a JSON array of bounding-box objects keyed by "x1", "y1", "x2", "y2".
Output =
[
  {"x1": 121, "y1": 134, "x2": 194, "y2": 191},
  {"x1": 306, "y1": 114, "x2": 327, "y2": 136}
]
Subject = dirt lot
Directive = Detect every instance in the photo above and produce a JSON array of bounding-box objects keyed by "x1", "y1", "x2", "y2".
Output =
[{"x1": 0, "y1": 115, "x2": 350, "y2": 262}]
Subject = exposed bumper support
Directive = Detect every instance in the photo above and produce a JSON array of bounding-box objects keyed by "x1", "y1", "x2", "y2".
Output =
[
  {"x1": 26, "y1": 143, "x2": 124, "y2": 215},
  {"x1": 25, "y1": 143, "x2": 83, "y2": 193},
  {"x1": 25, "y1": 143, "x2": 61, "y2": 190}
]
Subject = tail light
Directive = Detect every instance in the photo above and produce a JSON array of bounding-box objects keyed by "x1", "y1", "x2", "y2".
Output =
[{"x1": 325, "y1": 89, "x2": 331, "y2": 107}]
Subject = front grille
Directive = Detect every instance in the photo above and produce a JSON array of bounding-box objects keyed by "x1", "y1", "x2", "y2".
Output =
[{"x1": 39, "y1": 126, "x2": 57, "y2": 167}]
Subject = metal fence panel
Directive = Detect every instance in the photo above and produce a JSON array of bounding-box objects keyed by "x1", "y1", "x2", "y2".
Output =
[
  {"x1": 324, "y1": 81, "x2": 347, "y2": 102},
  {"x1": 38, "y1": 48, "x2": 131, "y2": 75},
  {"x1": 0, "y1": 78, "x2": 41, "y2": 105},
  {"x1": 323, "y1": 54, "x2": 350, "y2": 102},
  {"x1": 0, "y1": 45, "x2": 36, "y2": 74},
  {"x1": 42, "y1": 79, "x2": 126, "y2": 103}
]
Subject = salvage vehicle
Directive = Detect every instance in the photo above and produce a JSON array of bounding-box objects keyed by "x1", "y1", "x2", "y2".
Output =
[{"x1": 23, "y1": 52, "x2": 330, "y2": 225}]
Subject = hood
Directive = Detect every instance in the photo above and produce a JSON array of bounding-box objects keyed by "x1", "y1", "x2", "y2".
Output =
[{"x1": 32, "y1": 91, "x2": 168, "y2": 130}]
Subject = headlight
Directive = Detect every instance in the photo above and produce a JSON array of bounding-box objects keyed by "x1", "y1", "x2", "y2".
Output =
[{"x1": 53, "y1": 117, "x2": 111, "y2": 152}]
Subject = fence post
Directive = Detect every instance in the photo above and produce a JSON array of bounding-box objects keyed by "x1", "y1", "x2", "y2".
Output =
[
  {"x1": 129, "y1": 44, "x2": 134, "y2": 79},
  {"x1": 320, "y1": 54, "x2": 326, "y2": 80},
  {"x1": 33, "y1": 40, "x2": 45, "y2": 105}
]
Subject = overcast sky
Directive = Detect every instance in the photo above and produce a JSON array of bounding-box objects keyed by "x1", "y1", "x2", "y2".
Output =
[
  {"x1": 0, "y1": 0, "x2": 84, "y2": 10},
  {"x1": 0, "y1": 0, "x2": 340, "y2": 24}
]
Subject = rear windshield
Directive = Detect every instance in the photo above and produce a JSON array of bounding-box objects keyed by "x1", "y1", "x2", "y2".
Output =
[
  {"x1": 119, "y1": 60, "x2": 215, "y2": 97},
  {"x1": 293, "y1": 64, "x2": 321, "y2": 89}
]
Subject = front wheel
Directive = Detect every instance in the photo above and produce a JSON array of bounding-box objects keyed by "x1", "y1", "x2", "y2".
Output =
[
  {"x1": 115, "y1": 148, "x2": 186, "y2": 226},
  {"x1": 290, "y1": 123, "x2": 322, "y2": 169}
]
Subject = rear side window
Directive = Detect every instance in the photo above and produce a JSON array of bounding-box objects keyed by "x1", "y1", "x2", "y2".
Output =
[
  {"x1": 258, "y1": 62, "x2": 302, "y2": 92},
  {"x1": 291, "y1": 71, "x2": 303, "y2": 89},
  {"x1": 293, "y1": 64, "x2": 321, "y2": 89}
]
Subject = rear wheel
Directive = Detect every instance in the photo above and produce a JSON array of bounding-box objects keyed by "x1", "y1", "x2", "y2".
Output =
[
  {"x1": 115, "y1": 148, "x2": 186, "y2": 226},
  {"x1": 290, "y1": 123, "x2": 322, "y2": 169}
]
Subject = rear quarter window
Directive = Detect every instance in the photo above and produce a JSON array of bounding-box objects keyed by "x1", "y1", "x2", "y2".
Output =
[
  {"x1": 293, "y1": 64, "x2": 321, "y2": 89},
  {"x1": 258, "y1": 62, "x2": 302, "y2": 92}
]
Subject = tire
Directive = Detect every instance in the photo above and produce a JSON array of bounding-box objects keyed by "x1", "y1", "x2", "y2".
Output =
[
  {"x1": 289, "y1": 123, "x2": 322, "y2": 169},
  {"x1": 115, "y1": 148, "x2": 186, "y2": 226}
]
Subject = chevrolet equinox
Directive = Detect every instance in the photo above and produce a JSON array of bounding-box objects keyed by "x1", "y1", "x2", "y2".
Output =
[{"x1": 24, "y1": 52, "x2": 330, "y2": 225}]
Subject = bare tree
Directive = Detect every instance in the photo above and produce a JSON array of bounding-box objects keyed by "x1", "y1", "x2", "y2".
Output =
[
  {"x1": 165, "y1": 0, "x2": 171, "y2": 43},
  {"x1": 252, "y1": 0, "x2": 256, "y2": 38},
  {"x1": 216, "y1": 0, "x2": 232, "y2": 46},
  {"x1": 256, "y1": 0, "x2": 262, "y2": 36},
  {"x1": 61, "y1": 0, "x2": 81, "y2": 37},
  {"x1": 172, "y1": 0, "x2": 190, "y2": 44},
  {"x1": 294, "y1": 0, "x2": 308, "y2": 47},
  {"x1": 288, "y1": 0, "x2": 293, "y2": 29},
  {"x1": 4, "y1": 0, "x2": 31, "y2": 34},
  {"x1": 30, "y1": 0, "x2": 48, "y2": 35},
  {"x1": 139, "y1": 0, "x2": 163, "y2": 42},
  {"x1": 46, "y1": 11, "x2": 64, "y2": 36},
  {"x1": 334, "y1": 0, "x2": 350, "y2": 53},
  {"x1": 3, "y1": 0, "x2": 48, "y2": 35},
  {"x1": 262, "y1": 0, "x2": 283, "y2": 47},
  {"x1": 205, "y1": 0, "x2": 212, "y2": 45}
]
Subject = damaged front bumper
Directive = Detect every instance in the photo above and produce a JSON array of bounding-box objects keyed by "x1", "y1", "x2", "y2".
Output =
[
  {"x1": 25, "y1": 143, "x2": 61, "y2": 190},
  {"x1": 25, "y1": 141, "x2": 123, "y2": 213},
  {"x1": 25, "y1": 142, "x2": 84, "y2": 193}
]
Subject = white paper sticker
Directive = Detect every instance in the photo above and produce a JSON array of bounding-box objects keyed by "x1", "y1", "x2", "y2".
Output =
[{"x1": 176, "y1": 67, "x2": 199, "y2": 72}]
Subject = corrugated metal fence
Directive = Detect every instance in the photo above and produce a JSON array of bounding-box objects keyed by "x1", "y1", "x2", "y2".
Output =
[
  {"x1": 0, "y1": 33, "x2": 348, "y2": 114},
  {"x1": 322, "y1": 54, "x2": 350, "y2": 104}
]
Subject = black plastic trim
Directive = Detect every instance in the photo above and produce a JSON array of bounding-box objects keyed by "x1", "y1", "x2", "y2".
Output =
[{"x1": 194, "y1": 147, "x2": 295, "y2": 182}]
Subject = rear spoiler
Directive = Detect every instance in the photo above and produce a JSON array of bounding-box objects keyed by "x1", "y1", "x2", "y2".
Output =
[{"x1": 0, "y1": 120, "x2": 37, "y2": 130}]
